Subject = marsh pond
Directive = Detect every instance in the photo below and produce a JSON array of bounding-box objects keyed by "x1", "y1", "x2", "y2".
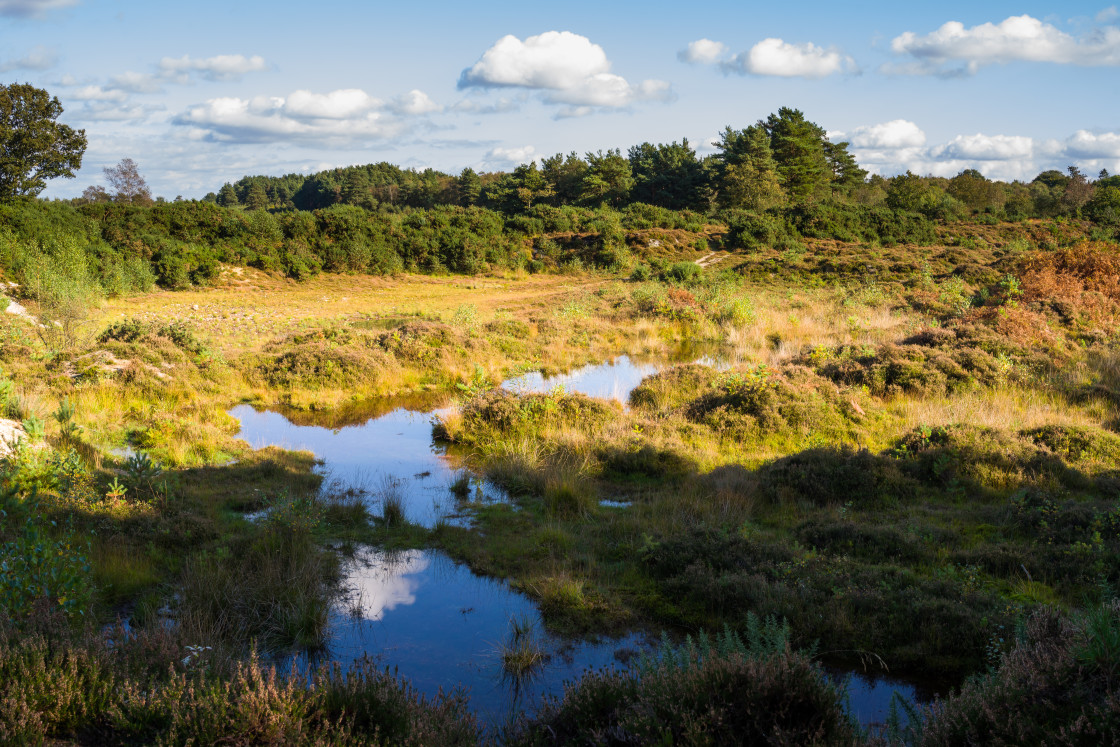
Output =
[{"x1": 231, "y1": 356, "x2": 933, "y2": 729}]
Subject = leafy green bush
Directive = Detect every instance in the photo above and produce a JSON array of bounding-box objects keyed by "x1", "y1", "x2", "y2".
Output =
[
  {"x1": 663, "y1": 261, "x2": 701, "y2": 282},
  {"x1": 0, "y1": 516, "x2": 93, "y2": 625}
]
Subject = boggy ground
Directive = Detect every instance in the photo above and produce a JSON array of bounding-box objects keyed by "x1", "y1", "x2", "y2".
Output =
[
  {"x1": 3, "y1": 223, "x2": 1120, "y2": 743},
  {"x1": 429, "y1": 231, "x2": 1120, "y2": 682}
]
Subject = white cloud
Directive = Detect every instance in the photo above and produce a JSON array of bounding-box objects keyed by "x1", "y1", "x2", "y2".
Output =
[
  {"x1": 68, "y1": 85, "x2": 129, "y2": 103},
  {"x1": 1064, "y1": 130, "x2": 1120, "y2": 158},
  {"x1": 845, "y1": 119, "x2": 927, "y2": 149},
  {"x1": 890, "y1": 14, "x2": 1120, "y2": 76},
  {"x1": 1097, "y1": 6, "x2": 1119, "y2": 23},
  {"x1": 459, "y1": 31, "x2": 671, "y2": 112},
  {"x1": 283, "y1": 89, "x2": 381, "y2": 119},
  {"x1": 460, "y1": 31, "x2": 610, "y2": 89},
  {"x1": 930, "y1": 133, "x2": 1034, "y2": 161},
  {"x1": 158, "y1": 54, "x2": 268, "y2": 82},
  {"x1": 721, "y1": 38, "x2": 856, "y2": 77},
  {"x1": 173, "y1": 88, "x2": 414, "y2": 145},
  {"x1": 70, "y1": 53, "x2": 270, "y2": 100},
  {"x1": 0, "y1": 0, "x2": 77, "y2": 18},
  {"x1": 389, "y1": 89, "x2": 441, "y2": 115},
  {"x1": 837, "y1": 119, "x2": 1120, "y2": 181},
  {"x1": 678, "y1": 38, "x2": 728, "y2": 64},
  {"x1": 0, "y1": 46, "x2": 57, "y2": 72},
  {"x1": 484, "y1": 145, "x2": 537, "y2": 166},
  {"x1": 67, "y1": 101, "x2": 158, "y2": 122},
  {"x1": 108, "y1": 71, "x2": 164, "y2": 94}
]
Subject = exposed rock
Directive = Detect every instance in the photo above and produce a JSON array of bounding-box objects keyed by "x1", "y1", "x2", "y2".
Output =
[
  {"x1": 3, "y1": 298, "x2": 35, "y2": 322},
  {"x1": 0, "y1": 418, "x2": 27, "y2": 458}
]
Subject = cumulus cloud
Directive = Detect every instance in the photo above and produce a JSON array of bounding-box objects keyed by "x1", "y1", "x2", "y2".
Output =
[
  {"x1": 460, "y1": 31, "x2": 609, "y2": 89},
  {"x1": 282, "y1": 89, "x2": 381, "y2": 119},
  {"x1": 158, "y1": 54, "x2": 268, "y2": 82},
  {"x1": 845, "y1": 119, "x2": 927, "y2": 149},
  {"x1": 459, "y1": 31, "x2": 671, "y2": 112},
  {"x1": 0, "y1": 0, "x2": 77, "y2": 18},
  {"x1": 678, "y1": 39, "x2": 727, "y2": 64},
  {"x1": 172, "y1": 87, "x2": 440, "y2": 145},
  {"x1": 68, "y1": 85, "x2": 129, "y2": 103},
  {"x1": 889, "y1": 14, "x2": 1120, "y2": 76},
  {"x1": 483, "y1": 145, "x2": 537, "y2": 167},
  {"x1": 389, "y1": 89, "x2": 441, "y2": 115},
  {"x1": 1098, "y1": 6, "x2": 1119, "y2": 23},
  {"x1": 1064, "y1": 130, "x2": 1120, "y2": 158},
  {"x1": 931, "y1": 134, "x2": 1034, "y2": 161},
  {"x1": 0, "y1": 46, "x2": 57, "y2": 72},
  {"x1": 722, "y1": 38, "x2": 856, "y2": 77},
  {"x1": 833, "y1": 119, "x2": 1120, "y2": 181},
  {"x1": 681, "y1": 37, "x2": 855, "y2": 77}
]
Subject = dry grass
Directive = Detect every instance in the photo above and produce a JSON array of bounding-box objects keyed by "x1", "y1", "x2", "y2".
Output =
[
  {"x1": 98, "y1": 269, "x2": 612, "y2": 357},
  {"x1": 885, "y1": 384, "x2": 1108, "y2": 440}
]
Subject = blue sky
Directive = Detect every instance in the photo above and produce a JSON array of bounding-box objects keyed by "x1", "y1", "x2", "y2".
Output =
[{"x1": 2, "y1": 0, "x2": 1119, "y2": 198}]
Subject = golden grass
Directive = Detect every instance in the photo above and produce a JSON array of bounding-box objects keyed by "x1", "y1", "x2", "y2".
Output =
[
  {"x1": 885, "y1": 385, "x2": 1107, "y2": 440},
  {"x1": 98, "y1": 269, "x2": 612, "y2": 357}
]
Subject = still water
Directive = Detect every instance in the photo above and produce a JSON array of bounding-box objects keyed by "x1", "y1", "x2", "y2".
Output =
[
  {"x1": 305, "y1": 547, "x2": 647, "y2": 728},
  {"x1": 231, "y1": 355, "x2": 931, "y2": 727}
]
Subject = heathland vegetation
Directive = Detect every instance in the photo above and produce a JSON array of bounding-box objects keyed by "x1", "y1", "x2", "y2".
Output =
[{"x1": 2, "y1": 83, "x2": 1120, "y2": 743}]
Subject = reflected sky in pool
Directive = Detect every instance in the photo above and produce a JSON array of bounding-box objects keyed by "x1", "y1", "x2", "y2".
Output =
[
  {"x1": 231, "y1": 355, "x2": 933, "y2": 729},
  {"x1": 299, "y1": 547, "x2": 648, "y2": 728}
]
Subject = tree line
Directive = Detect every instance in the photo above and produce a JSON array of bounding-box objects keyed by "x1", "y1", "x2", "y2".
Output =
[{"x1": 192, "y1": 107, "x2": 1119, "y2": 227}]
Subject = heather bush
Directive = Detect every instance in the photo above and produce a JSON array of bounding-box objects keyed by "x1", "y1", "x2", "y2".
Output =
[
  {"x1": 508, "y1": 623, "x2": 858, "y2": 746},
  {"x1": 905, "y1": 604, "x2": 1120, "y2": 745},
  {"x1": 0, "y1": 621, "x2": 481, "y2": 745}
]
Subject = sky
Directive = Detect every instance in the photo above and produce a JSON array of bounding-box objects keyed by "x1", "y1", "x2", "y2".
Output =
[{"x1": 2, "y1": 0, "x2": 1119, "y2": 199}]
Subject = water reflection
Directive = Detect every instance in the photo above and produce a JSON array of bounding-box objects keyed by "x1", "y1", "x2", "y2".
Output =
[
  {"x1": 504, "y1": 355, "x2": 662, "y2": 403},
  {"x1": 310, "y1": 547, "x2": 649, "y2": 727},
  {"x1": 229, "y1": 404, "x2": 497, "y2": 527},
  {"x1": 229, "y1": 355, "x2": 690, "y2": 524},
  {"x1": 231, "y1": 355, "x2": 933, "y2": 727},
  {"x1": 343, "y1": 549, "x2": 430, "y2": 621},
  {"x1": 839, "y1": 670, "x2": 936, "y2": 730}
]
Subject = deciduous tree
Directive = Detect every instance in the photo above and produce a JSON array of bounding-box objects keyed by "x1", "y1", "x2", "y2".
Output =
[
  {"x1": 103, "y1": 158, "x2": 152, "y2": 205},
  {"x1": 0, "y1": 83, "x2": 87, "y2": 200}
]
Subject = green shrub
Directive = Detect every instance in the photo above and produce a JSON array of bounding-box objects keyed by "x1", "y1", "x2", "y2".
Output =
[
  {"x1": 757, "y1": 446, "x2": 912, "y2": 508},
  {"x1": 0, "y1": 516, "x2": 93, "y2": 625},
  {"x1": 663, "y1": 261, "x2": 701, "y2": 282}
]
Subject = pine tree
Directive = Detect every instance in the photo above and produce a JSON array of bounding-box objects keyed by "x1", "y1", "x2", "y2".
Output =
[
  {"x1": 340, "y1": 169, "x2": 371, "y2": 207},
  {"x1": 764, "y1": 108, "x2": 831, "y2": 202},
  {"x1": 823, "y1": 141, "x2": 867, "y2": 194},
  {"x1": 714, "y1": 124, "x2": 784, "y2": 210},
  {"x1": 580, "y1": 150, "x2": 633, "y2": 207},
  {"x1": 245, "y1": 183, "x2": 269, "y2": 211},
  {"x1": 217, "y1": 183, "x2": 239, "y2": 207},
  {"x1": 457, "y1": 167, "x2": 482, "y2": 207}
]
